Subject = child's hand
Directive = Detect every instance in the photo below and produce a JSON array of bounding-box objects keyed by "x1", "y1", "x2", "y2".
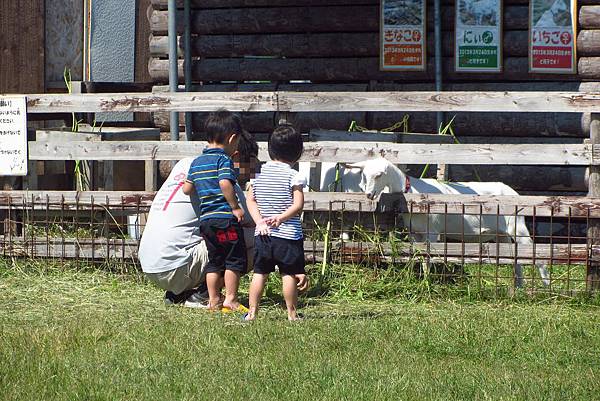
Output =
[
  {"x1": 266, "y1": 215, "x2": 284, "y2": 228},
  {"x1": 232, "y1": 207, "x2": 245, "y2": 222},
  {"x1": 295, "y1": 274, "x2": 309, "y2": 293},
  {"x1": 256, "y1": 219, "x2": 271, "y2": 236}
]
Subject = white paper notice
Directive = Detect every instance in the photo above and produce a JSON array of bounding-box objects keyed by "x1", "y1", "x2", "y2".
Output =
[{"x1": 0, "y1": 96, "x2": 28, "y2": 176}]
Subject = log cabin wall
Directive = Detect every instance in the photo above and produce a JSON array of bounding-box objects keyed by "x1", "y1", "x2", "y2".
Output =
[{"x1": 147, "y1": 0, "x2": 600, "y2": 194}]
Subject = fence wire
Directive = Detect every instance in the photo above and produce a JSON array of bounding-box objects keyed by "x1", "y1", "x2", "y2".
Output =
[{"x1": 0, "y1": 194, "x2": 597, "y2": 295}]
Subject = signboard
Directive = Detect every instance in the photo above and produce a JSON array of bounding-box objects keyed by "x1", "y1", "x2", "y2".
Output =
[
  {"x1": 455, "y1": 0, "x2": 503, "y2": 72},
  {"x1": 380, "y1": 0, "x2": 427, "y2": 71},
  {"x1": 0, "y1": 96, "x2": 28, "y2": 176},
  {"x1": 529, "y1": 0, "x2": 577, "y2": 74}
]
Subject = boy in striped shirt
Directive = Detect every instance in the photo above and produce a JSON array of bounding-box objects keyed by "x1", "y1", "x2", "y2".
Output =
[
  {"x1": 245, "y1": 124, "x2": 307, "y2": 321},
  {"x1": 182, "y1": 110, "x2": 247, "y2": 312}
]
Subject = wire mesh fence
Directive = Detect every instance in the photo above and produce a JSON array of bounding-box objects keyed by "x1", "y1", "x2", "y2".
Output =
[{"x1": 0, "y1": 192, "x2": 598, "y2": 296}]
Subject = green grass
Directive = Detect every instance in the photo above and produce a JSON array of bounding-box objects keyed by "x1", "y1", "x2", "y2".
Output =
[{"x1": 1, "y1": 258, "x2": 600, "y2": 400}]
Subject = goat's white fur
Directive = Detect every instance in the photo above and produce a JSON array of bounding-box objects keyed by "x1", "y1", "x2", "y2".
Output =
[
  {"x1": 319, "y1": 158, "x2": 550, "y2": 287},
  {"x1": 535, "y1": 0, "x2": 568, "y2": 27}
]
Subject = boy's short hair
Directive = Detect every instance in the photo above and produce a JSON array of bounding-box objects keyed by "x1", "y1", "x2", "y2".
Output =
[
  {"x1": 268, "y1": 124, "x2": 303, "y2": 164},
  {"x1": 204, "y1": 109, "x2": 244, "y2": 144}
]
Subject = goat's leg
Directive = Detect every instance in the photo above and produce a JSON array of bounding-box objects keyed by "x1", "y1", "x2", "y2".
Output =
[{"x1": 510, "y1": 216, "x2": 553, "y2": 288}]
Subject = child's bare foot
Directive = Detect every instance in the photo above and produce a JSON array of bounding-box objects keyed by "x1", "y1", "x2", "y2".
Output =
[
  {"x1": 206, "y1": 294, "x2": 225, "y2": 311},
  {"x1": 288, "y1": 312, "x2": 303, "y2": 321},
  {"x1": 242, "y1": 311, "x2": 256, "y2": 321}
]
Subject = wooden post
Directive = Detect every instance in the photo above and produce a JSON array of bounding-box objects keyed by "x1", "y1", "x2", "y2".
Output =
[
  {"x1": 145, "y1": 160, "x2": 158, "y2": 192},
  {"x1": 587, "y1": 114, "x2": 600, "y2": 291},
  {"x1": 23, "y1": 160, "x2": 38, "y2": 190}
]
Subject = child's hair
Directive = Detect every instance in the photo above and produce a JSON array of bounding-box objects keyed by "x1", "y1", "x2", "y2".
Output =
[
  {"x1": 204, "y1": 109, "x2": 244, "y2": 144},
  {"x1": 268, "y1": 124, "x2": 303, "y2": 163}
]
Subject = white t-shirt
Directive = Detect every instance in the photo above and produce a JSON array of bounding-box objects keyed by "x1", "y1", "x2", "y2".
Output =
[
  {"x1": 252, "y1": 161, "x2": 306, "y2": 240},
  {"x1": 139, "y1": 157, "x2": 250, "y2": 274}
]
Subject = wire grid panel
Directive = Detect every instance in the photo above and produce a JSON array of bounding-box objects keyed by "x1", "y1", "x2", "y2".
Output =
[{"x1": 0, "y1": 193, "x2": 596, "y2": 294}]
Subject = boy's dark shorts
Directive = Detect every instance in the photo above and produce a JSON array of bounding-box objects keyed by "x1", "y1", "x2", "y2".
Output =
[
  {"x1": 253, "y1": 235, "x2": 305, "y2": 275},
  {"x1": 200, "y1": 218, "x2": 247, "y2": 274}
]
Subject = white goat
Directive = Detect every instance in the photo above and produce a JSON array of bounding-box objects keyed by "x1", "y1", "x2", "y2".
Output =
[
  {"x1": 339, "y1": 158, "x2": 550, "y2": 287},
  {"x1": 466, "y1": 0, "x2": 497, "y2": 25},
  {"x1": 535, "y1": 0, "x2": 568, "y2": 27},
  {"x1": 300, "y1": 162, "x2": 362, "y2": 192}
]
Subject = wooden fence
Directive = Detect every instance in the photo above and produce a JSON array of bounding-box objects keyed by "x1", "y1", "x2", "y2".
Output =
[
  {"x1": 144, "y1": 0, "x2": 600, "y2": 143},
  {"x1": 5, "y1": 89, "x2": 600, "y2": 289}
]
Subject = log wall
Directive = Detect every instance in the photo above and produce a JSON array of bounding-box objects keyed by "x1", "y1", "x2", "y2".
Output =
[{"x1": 147, "y1": 0, "x2": 600, "y2": 193}]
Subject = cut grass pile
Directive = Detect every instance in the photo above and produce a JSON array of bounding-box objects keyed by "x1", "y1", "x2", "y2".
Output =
[{"x1": 1, "y1": 258, "x2": 599, "y2": 401}]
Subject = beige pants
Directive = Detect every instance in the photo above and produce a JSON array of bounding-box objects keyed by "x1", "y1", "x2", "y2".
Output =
[{"x1": 145, "y1": 227, "x2": 255, "y2": 295}]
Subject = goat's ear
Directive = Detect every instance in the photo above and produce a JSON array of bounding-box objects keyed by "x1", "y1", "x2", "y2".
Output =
[
  {"x1": 341, "y1": 161, "x2": 366, "y2": 171},
  {"x1": 373, "y1": 171, "x2": 384, "y2": 178}
]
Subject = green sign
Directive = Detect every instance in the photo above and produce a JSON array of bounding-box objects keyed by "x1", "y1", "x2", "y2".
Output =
[{"x1": 455, "y1": 0, "x2": 503, "y2": 72}]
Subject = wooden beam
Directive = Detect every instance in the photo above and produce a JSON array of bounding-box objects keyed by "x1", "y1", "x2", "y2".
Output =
[
  {"x1": 149, "y1": 6, "x2": 530, "y2": 34},
  {"x1": 150, "y1": 30, "x2": 600, "y2": 58},
  {"x1": 580, "y1": 6, "x2": 600, "y2": 29},
  {"x1": 150, "y1": 57, "x2": 597, "y2": 83},
  {"x1": 587, "y1": 115, "x2": 600, "y2": 290},
  {"x1": 2, "y1": 191, "x2": 600, "y2": 217},
  {"x1": 0, "y1": 236, "x2": 589, "y2": 266},
  {"x1": 25, "y1": 141, "x2": 593, "y2": 165},
  {"x1": 24, "y1": 91, "x2": 600, "y2": 114}
]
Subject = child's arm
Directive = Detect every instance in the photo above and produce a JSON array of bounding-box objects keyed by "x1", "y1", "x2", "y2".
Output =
[
  {"x1": 182, "y1": 180, "x2": 195, "y2": 195},
  {"x1": 220, "y1": 179, "x2": 244, "y2": 222},
  {"x1": 246, "y1": 184, "x2": 270, "y2": 235},
  {"x1": 268, "y1": 185, "x2": 304, "y2": 227}
]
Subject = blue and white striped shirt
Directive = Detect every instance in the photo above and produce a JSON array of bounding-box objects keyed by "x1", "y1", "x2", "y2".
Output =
[
  {"x1": 252, "y1": 161, "x2": 306, "y2": 240},
  {"x1": 186, "y1": 148, "x2": 236, "y2": 221}
]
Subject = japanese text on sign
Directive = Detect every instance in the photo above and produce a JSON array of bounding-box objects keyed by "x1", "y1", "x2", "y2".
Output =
[
  {"x1": 0, "y1": 96, "x2": 28, "y2": 176},
  {"x1": 380, "y1": 0, "x2": 426, "y2": 71},
  {"x1": 529, "y1": 0, "x2": 576, "y2": 74}
]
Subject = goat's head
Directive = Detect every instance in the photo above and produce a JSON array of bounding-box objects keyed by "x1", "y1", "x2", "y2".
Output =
[
  {"x1": 550, "y1": 0, "x2": 567, "y2": 16},
  {"x1": 343, "y1": 158, "x2": 390, "y2": 199}
]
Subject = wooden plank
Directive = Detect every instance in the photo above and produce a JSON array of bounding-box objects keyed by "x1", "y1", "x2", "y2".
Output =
[
  {"x1": 25, "y1": 141, "x2": 593, "y2": 165},
  {"x1": 24, "y1": 91, "x2": 600, "y2": 114},
  {"x1": 149, "y1": 4, "x2": 600, "y2": 33},
  {"x1": 578, "y1": 58, "x2": 600, "y2": 78},
  {"x1": 152, "y1": 82, "x2": 599, "y2": 137},
  {"x1": 149, "y1": 6, "x2": 529, "y2": 34},
  {"x1": 150, "y1": 0, "x2": 566, "y2": 9},
  {"x1": 580, "y1": 6, "x2": 600, "y2": 29},
  {"x1": 135, "y1": 0, "x2": 153, "y2": 83},
  {"x1": 151, "y1": 0, "x2": 382, "y2": 8},
  {"x1": 150, "y1": 30, "x2": 600, "y2": 59},
  {"x1": 0, "y1": 236, "x2": 589, "y2": 265},
  {"x1": 448, "y1": 165, "x2": 587, "y2": 192},
  {"x1": 26, "y1": 92, "x2": 278, "y2": 113},
  {"x1": 149, "y1": 57, "x2": 597, "y2": 83},
  {"x1": 587, "y1": 115, "x2": 600, "y2": 290},
  {"x1": 0, "y1": 237, "x2": 139, "y2": 260},
  {"x1": 144, "y1": 160, "x2": 157, "y2": 191},
  {"x1": 309, "y1": 130, "x2": 400, "y2": 143},
  {"x1": 2, "y1": 191, "x2": 600, "y2": 217},
  {"x1": 577, "y1": 30, "x2": 600, "y2": 56},
  {"x1": 0, "y1": 0, "x2": 44, "y2": 94},
  {"x1": 279, "y1": 91, "x2": 600, "y2": 113}
]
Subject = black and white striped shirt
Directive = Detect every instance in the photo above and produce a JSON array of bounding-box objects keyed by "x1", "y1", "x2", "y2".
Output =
[{"x1": 252, "y1": 161, "x2": 306, "y2": 240}]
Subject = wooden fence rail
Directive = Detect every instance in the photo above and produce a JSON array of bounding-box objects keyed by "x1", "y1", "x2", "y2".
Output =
[
  {"x1": 27, "y1": 141, "x2": 594, "y2": 165},
  {"x1": 24, "y1": 91, "x2": 600, "y2": 114},
  {"x1": 3, "y1": 191, "x2": 600, "y2": 217},
  {"x1": 0, "y1": 236, "x2": 593, "y2": 266}
]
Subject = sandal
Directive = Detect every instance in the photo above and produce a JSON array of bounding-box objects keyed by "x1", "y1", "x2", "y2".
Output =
[{"x1": 221, "y1": 304, "x2": 249, "y2": 314}]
